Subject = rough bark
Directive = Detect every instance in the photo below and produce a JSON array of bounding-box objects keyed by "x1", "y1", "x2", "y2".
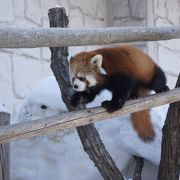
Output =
[
  {"x1": 0, "y1": 26, "x2": 180, "y2": 48},
  {"x1": 0, "y1": 112, "x2": 10, "y2": 180},
  {"x1": 133, "y1": 156, "x2": 144, "y2": 180},
  {"x1": 158, "y1": 74, "x2": 180, "y2": 180},
  {"x1": 48, "y1": 7, "x2": 124, "y2": 180},
  {"x1": 0, "y1": 87, "x2": 179, "y2": 144}
]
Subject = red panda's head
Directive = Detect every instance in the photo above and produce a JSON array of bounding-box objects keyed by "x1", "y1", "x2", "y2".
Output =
[{"x1": 70, "y1": 52, "x2": 107, "y2": 92}]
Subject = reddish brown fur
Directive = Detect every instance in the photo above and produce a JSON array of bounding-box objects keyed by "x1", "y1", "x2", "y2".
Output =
[
  {"x1": 70, "y1": 52, "x2": 96, "y2": 75},
  {"x1": 96, "y1": 46, "x2": 155, "y2": 83},
  {"x1": 70, "y1": 51, "x2": 106, "y2": 86},
  {"x1": 70, "y1": 46, "x2": 157, "y2": 141},
  {"x1": 71, "y1": 46, "x2": 156, "y2": 84}
]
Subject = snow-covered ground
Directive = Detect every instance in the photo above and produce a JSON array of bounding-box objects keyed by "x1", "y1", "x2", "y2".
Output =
[{"x1": 11, "y1": 76, "x2": 168, "y2": 180}]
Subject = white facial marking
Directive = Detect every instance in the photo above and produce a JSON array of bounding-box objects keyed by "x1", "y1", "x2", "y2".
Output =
[
  {"x1": 86, "y1": 75, "x2": 97, "y2": 87},
  {"x1": 73, "y1": 78, "x2": 86, "y2": 92}
]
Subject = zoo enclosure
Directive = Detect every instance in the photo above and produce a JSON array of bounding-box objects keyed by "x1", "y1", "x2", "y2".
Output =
[{"x1": 0, "y1": 7, "x2": 180, "y2": 180}]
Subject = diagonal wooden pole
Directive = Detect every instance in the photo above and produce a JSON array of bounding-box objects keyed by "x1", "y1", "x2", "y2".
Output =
[{"x1": 48, "y1": 7, "x2": 124, "y2": 180}]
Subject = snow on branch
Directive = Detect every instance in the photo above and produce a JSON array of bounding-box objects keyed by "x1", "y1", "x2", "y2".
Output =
[
  {"x1": 0, "y1": 88, "x2": 179, "y2": 144},
  {"x1": 0, "y1": 26, "x2": 180, "y2": 48}
]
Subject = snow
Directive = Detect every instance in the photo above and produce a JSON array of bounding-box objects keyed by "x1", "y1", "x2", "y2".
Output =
[
  {"x1": 14, "y1": 76, "x2": 67, "y2": 123},
  {"x1": 11, "y1": 76, "x2": 168, "y2": 180},
  {"x1": 0, "y1": 103, "x2": 9, "y2": 113},
  {"x1": 54, "y1": 5, "x2": 61, "y2": 8}
]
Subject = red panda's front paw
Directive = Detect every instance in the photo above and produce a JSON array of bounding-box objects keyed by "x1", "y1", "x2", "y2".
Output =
[
  {"x1": 71, "y1": 94, "x2": 81, "y2": 107},
  {"x1": 102, "y1": 100, "x2": 114, "y2": 112},
  {"x1": 101, "y1": 100, "x2": 111, "y2": 108},
  {"x1": 102, "y1": 101, "x2": 123, "y2": 113}
]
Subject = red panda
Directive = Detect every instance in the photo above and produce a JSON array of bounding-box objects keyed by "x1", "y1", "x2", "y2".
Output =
[{"x1": 69, "y1": 46, "x2": 169, "y2": 141}]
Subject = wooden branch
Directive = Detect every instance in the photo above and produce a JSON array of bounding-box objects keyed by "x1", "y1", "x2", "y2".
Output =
[
  {"x1": 48, "y1": 7, "x2": 124, "y2": 180},
  {"x1": 133, "y1": 156, "x2": 144, "y2": 180},
  {"x1": 0, "y1": 25, "x2": 180, "y2": 48},
  {"x1": 0, "y1": 112, "x2": 10, "y2": 180},
  {"x1": 0, "y1": 88, "x2": 179, "y2": 145},
  {"x1": 158, "y1": 74, "x2": 180, "y2": 180}
]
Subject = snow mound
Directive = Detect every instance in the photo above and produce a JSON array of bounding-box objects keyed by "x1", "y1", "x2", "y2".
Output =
[
  {"x1": 11, "y1": 76, "x2": 168, "y2": 180},
  {"x1": 0, "y1": 103, "x2": 9, "y2": 113}
]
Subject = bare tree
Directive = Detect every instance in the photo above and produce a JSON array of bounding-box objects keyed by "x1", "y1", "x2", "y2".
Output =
[
  {"x1": 48, "y1": 7, "x2": 124, "y2": 180},
  {"x1": 133, "y1": 156, "x2": 144, "y2": 180},
  {"x1": 158, "y1": 74, "x2": 180, "y2": 180}
]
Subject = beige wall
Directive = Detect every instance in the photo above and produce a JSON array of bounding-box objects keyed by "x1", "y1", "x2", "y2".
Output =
[
  {"x1": 105, "y1": 0, "x2": 148, "y2": 51},
  {"x1": 0, "y1": 0, "x2": 179, "y2": 118},
  {"x1": 147, "y1": 0, "x2": 180, "y2": 88},
  {"x1": 106, "y1": 0, "x2": 180, "y2": 88},
  {"x1": 0, "y1": 0, "x2": 106, "y2": 118}
]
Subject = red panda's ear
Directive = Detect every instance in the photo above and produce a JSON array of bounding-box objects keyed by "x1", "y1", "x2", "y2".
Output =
[
  {"x1": 90, "y1": 54, "x2": 103, "y2": 68},
  {"x1": 70, "y1": 56, "x2": 74, "y2": 63}
]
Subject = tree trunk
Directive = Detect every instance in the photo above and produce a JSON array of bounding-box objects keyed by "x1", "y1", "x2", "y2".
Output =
[
  {"x1": 133, "y1": 156, "x2": 144, "y2": 180},
  {"x1": 48, "y1": 7, "x2": 124, "y2": 180},
  {"x1": 158, "y1": 74, "x2": 180, "y2": 180}
]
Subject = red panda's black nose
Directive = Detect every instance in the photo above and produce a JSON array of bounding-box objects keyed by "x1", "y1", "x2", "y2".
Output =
[{"x1": 74, "y1": 85, "x2": 78, "y2": 89}]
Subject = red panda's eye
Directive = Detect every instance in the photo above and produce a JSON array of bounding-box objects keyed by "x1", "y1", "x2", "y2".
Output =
[
  {"x1": 79, "y1": 77, "x2": 85, "y2": 81},
  {"x1": 72, "y1": 77, "x2": 75, "y2": 82}
]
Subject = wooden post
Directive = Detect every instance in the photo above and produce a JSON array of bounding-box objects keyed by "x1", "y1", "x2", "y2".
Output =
[
  {"x1": 0, "y1": 112, "x2": 10, "y2": 180},
  {"x1": 158, "y1": 74, "x2": 180, "y2": 180},
  {"x1": 0, "y1": 26, "x2": 180, "y2": 48},
  {"x1": 133, "y1": 156, "x2": 144, "y2": 180},
  {"x1": 48, "y1": 7, "x2": 124, "y2": 180}
]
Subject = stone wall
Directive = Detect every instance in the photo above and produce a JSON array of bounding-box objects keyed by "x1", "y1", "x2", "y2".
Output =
[
  {"x1": 148, "y1": 0, "x2": 180, "y2": 88},
  {"x1": 106, "y1": 0, "x2": 180, "y2": 88},
  {"x1": 0, "y1": 0, "x2": 105, "y2": 118},
  {"x1": 0, "y1": 0, "x2": 179, "y2": 118},
  {"x1": 106, "y1": 0, "x2": 147, "y2": 51},
  {"x1": 111, "y1": 0, "x2": 146, "y2": 27}
]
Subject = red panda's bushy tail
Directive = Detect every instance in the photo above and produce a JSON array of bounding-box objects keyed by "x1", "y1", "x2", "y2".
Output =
[{"x1": 130, "y1": 89, "x2": 155, "y2": 142}]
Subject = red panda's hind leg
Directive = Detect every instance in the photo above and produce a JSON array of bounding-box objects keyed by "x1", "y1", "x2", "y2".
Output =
[{"x1": 148, "y1": 66, "x2": 169, "y2": 93}]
